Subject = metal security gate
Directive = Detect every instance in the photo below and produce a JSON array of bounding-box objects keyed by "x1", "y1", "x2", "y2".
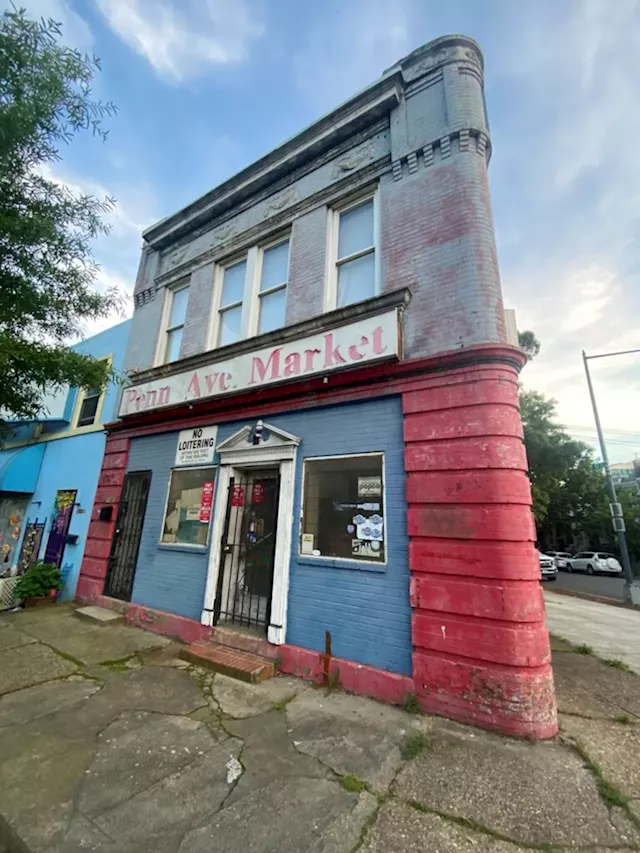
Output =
[
  {"x1": 214, "y1": 469, "x2": 280, "y2": 634},
  {"x1": 104, "y1": 471, "x2": 151, "y2": 601}
]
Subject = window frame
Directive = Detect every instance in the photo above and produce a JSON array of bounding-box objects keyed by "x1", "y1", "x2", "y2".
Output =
[
  {"x1": 324, "y1": 189, "x2": 380, "y2": 313},
  {"x1": 159, "y1": 464, "x2": 217, "y2": 550},
  {"x1": 209, "y1": 233, "x2": 291, "y2": 349},
  {"x1": 299, "y1": 451, "x2": 387, "y2": 567},
  {"x1": 71, "y1": 356, "x2": 112, "y2": 430},
  {"x1": 157, "y1": 281, "x2": 190, "y2": 366}
]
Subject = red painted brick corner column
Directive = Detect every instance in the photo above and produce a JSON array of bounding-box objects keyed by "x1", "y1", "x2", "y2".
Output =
[
  {"x1": 76, "y1": 435, "x2": 130, "y2": 602},
  {"x1": 403, "y1": 352, "x2": 557, "y2": 739}
]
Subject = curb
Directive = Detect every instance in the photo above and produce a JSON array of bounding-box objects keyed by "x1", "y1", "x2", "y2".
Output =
[{"x1": 547, "y1": 586, "x2": 640, "y2": 611}]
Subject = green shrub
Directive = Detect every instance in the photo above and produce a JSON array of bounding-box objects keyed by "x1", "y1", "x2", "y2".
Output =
[{"x1": 15, "y1": 561, "x2": 63, "y2": 600}]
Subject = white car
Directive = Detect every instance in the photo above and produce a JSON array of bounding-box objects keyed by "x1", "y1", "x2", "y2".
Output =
[
  {"x1": 538, "y1": 552, "x2": 557, "y2": 581},
  {"x1": 565, "y1": 552, "x2": 622, "y2": 575},
  {"x1": 547, "y1": 551, "x2": 572, "y2": 570}
]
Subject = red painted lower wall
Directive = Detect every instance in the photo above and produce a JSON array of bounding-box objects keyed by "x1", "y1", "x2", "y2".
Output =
[
  {"x1": 76, "y1": 436, "x2": 131, "y2": 601},
  {"x1": 402, "y1": 360, "x2": 557, "y2": 738}
]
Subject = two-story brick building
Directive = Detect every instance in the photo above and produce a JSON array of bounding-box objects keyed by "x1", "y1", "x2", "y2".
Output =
[{"x1": 77, "y1": 35, "x2": 557, "y2": 738}]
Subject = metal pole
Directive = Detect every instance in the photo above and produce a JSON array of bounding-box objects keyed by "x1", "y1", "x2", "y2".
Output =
[{"x1": 582, "y1": 350, "x2": 640, "y2": 605}]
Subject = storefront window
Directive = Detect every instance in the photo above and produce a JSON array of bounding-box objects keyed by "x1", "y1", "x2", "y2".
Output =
[
  {"x1": 301, "y1": 454, "x2": 385, "y2": 562},
  {"x1": 0, "y1": 494, "x2": 29, "y2": 575},
  {"x1": 161, "y1": 467, "x2": 216, "y2": 546}
]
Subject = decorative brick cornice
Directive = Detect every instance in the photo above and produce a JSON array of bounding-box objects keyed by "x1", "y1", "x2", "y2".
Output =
[{"x1": 133, "y1": 287, "x2": 156, "y2": 308}]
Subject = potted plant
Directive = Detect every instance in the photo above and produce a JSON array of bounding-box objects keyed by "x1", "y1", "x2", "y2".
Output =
[{"x1": 14, "y1": 561, "x2": 63, "y2": 607}]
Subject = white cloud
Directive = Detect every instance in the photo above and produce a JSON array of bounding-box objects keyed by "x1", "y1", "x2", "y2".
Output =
[
  {"x1": 95, "y1": 0, "x2": 264, "y2": 82},
  {"x1": 293, "y1": 0, "x2": 414, "y2": 112}
]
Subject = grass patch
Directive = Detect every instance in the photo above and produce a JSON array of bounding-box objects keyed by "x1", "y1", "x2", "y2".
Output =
[
  {"x1": 47, "y1": 645, "x2": 85, "y2": 668},
  {"x1": 400, "y1": 732, "x2": 429, "y2": 761},
  {"x1": 573, "y1": 740, "x2": 629, "y2": 810},
  {"x1": 573, "y1": 644, "x2": 593, "y2": 655},
  {"x1": 272, "y1": 694, "x2": 296, "y2": 712},
  {"x1": 614, "y1": 714, "x2": 636, "y2": 725},
  {"x1": 100, "y1": 656, "x2": 136, "y2": 672},
  {"x1": 341, "y1": 774, "x2": 367, "y2": 794},
  {"x1": 604, "y1": 659, "x2": 631, "y2": 671},
  {"x1": 402, "y1": 693, "x2": 421, "y2": 715}
]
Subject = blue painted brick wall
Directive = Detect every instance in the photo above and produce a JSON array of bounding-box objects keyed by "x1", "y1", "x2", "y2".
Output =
[
  {"x1": 126, "y1": 395, "x2": 411, "y2": 674},
  {"x1": 128, "y1": 431, "x2": 210, "y2": 620}
]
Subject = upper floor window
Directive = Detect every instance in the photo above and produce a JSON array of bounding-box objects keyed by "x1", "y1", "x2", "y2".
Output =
[
  {"x1": 164, "y1": 284, "x2": 189, "y2": 363},
  {"x1": 213, "y1": 238, "x2": 290, "y2": 348},
  {"x1": 72, "y1": 357, "x2": 111, "y2": 429},
  {"x1": 258, "y1": 240, "x2": 289, "y2": 335},
  {"x1": 332, "y1": 196, "x2": 376, "y2": 309}
]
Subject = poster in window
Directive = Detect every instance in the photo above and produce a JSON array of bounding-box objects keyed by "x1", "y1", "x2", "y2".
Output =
[
  {"x1": 352, "y1": 539, "x2": 382, "y2": 559},
  {"x1": 199, "y1": 481, "x2": 214, "y2": 523},
  {"x1": 358, "y1": 476, "x2": 381, "y2": 497},
  {"x1": 251, "y1": 482, "x2": 265, "y2": 504},
  {"x1": 301, "y1": 533, "x2": 314, "y2": 554},
  {"x1": 231, "y1": 485, "x2": 245, "y2": 507}
]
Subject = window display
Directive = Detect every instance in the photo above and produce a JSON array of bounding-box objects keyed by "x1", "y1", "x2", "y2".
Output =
[
  {"x1": 301, "y1": 454, "x2": 385, "y2": 562},
  {"x1": 161, "y1": 467, "x2": 216, "y2": 546}
]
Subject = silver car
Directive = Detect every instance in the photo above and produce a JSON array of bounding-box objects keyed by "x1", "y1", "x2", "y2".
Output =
[
  {"x1": 566, "y1": 552, "x2": 622, "y2": 575},
  {"x1": 547, "y1": 551, "x2": 572, "y2": 570}
]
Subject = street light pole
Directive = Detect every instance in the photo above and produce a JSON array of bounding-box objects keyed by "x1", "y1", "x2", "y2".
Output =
[{"x1": 582, "y1": 349, "x2": 640, "y2": 605}]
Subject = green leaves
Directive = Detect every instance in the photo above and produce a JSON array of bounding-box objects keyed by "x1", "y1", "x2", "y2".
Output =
[{"x1": 0, "y1": 8, "x2": 121, "y2": 424}]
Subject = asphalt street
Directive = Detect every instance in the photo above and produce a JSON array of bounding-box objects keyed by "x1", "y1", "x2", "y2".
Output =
[
  {"x1": 550, "y1": 569, "x2": 627, "y2": 601},
  {"x1": 544, "y1": 590, "x2": 640, "y2": 672}
]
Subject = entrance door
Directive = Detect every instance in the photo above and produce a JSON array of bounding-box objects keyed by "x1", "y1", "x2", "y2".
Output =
[
  {"x1": 214, "y1": 469, "x2": 280, "y2": 634},
  {"x1": 104, "y1": 471, "x2": 151, "y2": 601}
]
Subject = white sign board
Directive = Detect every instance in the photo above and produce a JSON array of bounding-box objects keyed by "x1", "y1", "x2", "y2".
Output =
[
  {"x1": 358, "y1": 476, "x2": 381, "y2": 497},
  {"x1": 120, "y1": 310, "x2": 399, "y2": 417},
  {"x1": 175, "y1": 426, "x2": 218, "y2": 466}
]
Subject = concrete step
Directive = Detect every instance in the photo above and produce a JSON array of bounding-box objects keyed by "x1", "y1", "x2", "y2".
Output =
[
  {"x1": 74, "y1": 605, "x2": 124, "y2": 626},
  {"x1": 180, "y1": 641, "x2": 275, "y2": 683}
]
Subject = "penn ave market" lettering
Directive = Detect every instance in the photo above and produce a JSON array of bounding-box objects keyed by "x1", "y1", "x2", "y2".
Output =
[{"x1": 119, "y1": 310, "x2": 399, "y2": 417}]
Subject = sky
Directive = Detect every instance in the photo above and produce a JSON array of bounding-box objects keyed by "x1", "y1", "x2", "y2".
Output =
[{"x1": 14, "y1": 0, "x2": 640, "y2": 463}]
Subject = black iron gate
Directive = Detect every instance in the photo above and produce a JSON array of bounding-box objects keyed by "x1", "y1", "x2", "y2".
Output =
[
  {"x1": 104, "y1": 470, "x2": 151, "y2": 601},
  {"x1": 214, "y1": 469, "x2": 280, "y2": 634}
]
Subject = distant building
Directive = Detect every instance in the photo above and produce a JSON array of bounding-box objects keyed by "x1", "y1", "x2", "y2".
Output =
[
  {"x1": 610, "y1": 461, "x2": 640, "y2": 488},
  {"x1": 77, "y1": 36, "x2": 555, "y2": 738},
  {"x1": 0, "y1": 320, "x2": 130, "y2": 603}
]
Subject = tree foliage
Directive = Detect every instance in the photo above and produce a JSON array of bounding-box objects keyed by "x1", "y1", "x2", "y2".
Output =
[
  {"x1": 518, "y1": 330, "x2": 541, "y2": 361},
  {"x1": 0, "y1": 7, "x2": 121, "y2": 424}
]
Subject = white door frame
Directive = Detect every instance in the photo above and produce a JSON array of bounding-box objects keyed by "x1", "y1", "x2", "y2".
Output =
[{"x1": 201, "y1": 424, "x2": 300, "y2": 645}]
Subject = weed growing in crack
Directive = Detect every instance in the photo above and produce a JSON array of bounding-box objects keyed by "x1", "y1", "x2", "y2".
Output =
[
  {"x1": 400, "y1": 732, "x2": 429, "y2": 761},
  {"x1": 605, "y1": 659, "x2": 631, "y2": 672},
  {"x1": 614, "y1": 714, "x2": 636, "y2": 725},
  {"x1": 573, "y1": 740, "x2": 629, "y2": 810},
  {"x1": 402, "y1": 693, "x2": 421, "y2": 715},
  {"x1": 272, "y1": 694, "x2": 296, "y2": 712},
  {"x1": 573, "y1": 644, "x2": 593, "y2": 655},
  {"x1": 341, "y1": 775, "x2": 367, "y2": 794}
]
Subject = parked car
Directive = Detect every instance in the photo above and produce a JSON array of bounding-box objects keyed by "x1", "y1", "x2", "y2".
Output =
[
  {"x1": 538, "y1": 551, "x2": 557, "y2": 582},
  {"x1": 565, "y1": 552, "x2": 622, "y2": 575},
  {"x1": 547, "y1": 551, "x2": 573, "y2": 570}
]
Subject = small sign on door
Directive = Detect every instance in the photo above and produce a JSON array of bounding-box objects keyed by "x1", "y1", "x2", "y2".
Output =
[
  {"x1": 251, "y1": 482, "x2": 265, "y2": 504},
  {"x1": 231, "y1": 485, "x2": 245, "y2": 507},
  {"x1": 358, "y1": 476, "x2": 381, "y2": 497}
]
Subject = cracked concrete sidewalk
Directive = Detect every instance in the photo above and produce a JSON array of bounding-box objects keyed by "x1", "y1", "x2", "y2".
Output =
[{"x1": 1, "y1": 606, "x2": 640, "y2": 852}]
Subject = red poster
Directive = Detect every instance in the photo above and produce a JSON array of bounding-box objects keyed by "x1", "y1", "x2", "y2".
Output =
[
  {"x1": 199, "y1": 481, "x2": 214, "y2": 523},
  {"x1": 251, "y1": 482, "x2": 265, "y2": 504},
  {"x1": 231, "y1": 485, "x2": 245, "y2": 507}
]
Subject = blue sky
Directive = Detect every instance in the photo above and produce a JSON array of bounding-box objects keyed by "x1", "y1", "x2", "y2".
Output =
[{"x1": 18, "y1": 0, "x2": 640, "y2": 463}]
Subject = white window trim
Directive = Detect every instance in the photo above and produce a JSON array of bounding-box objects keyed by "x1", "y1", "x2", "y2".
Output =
[
  {"x1": 208, "y1": 235, "x2": 291, "y2": 350},
  {"x1": 71, "y1": 355, "x2": 112, "y2": 430},
  {"x1": 201, "y1": 424, "x2": 299, "y2": 645},
  {"x1": 324, "y1": 189, "x2": 380, "y2": 313},
  {"x1": 159, "y1": 464, "x2": 217, "y2": 548},
  {"x1": 299, "y1": 451, "x2": 387, "y2": 566},
  {"x1": 155, "y1": 281, "x2": 190, "y2": 366}
]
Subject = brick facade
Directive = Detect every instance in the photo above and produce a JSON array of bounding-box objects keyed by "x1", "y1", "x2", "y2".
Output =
[{"x1": 76, "y1": 34, "x2": 558, "y2": 739}]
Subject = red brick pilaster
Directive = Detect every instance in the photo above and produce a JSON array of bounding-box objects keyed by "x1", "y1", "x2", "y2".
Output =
[
  {"x1": 403, "y1": 355, "x2": 557, "y2": 739},
  {"x1": 76, "y1": 435, "x2": 131, "y2": 601}
]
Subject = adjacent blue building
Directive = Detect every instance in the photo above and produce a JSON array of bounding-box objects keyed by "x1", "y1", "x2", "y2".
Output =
[{"x1": 0, "y1": 319, "x2": 130, "y2": 602}]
